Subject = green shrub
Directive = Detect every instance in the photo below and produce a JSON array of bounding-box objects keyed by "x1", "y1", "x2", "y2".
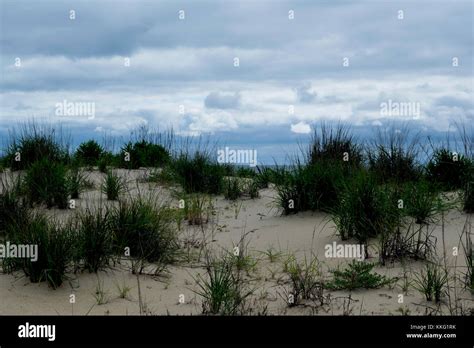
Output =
[
  {"x1": 223, "y1": 177, "x2": 242, "y2": 200},
  {"x1": 284, "y1": 255, "x2": 324, "y2": 306},
  {"x1": 308, "y1": 123, "x2": 363, "y2": 168},
  {"x1": 236, "y1": 167, "x2": 256, "y2": 178},
  {"x1": 66, "y1": 167, "x2": 87, "y2": 199},
  {"x1": 182, "y1": 194, "x2": 213, "y2": 225},
  {"x1": 194, "y1": 254, "x2": 252, "y2": 315},
  {"x1": 426, "y1": 149, "x2": 472, "y2": 190},
  {"x1": 171, "y1": 152, "x2": 224, "y2": 194},
  {"x1": 74, "y1": 140, "x2": 104, "y2": 167},
  {"x1": 401, "y1": 179, "x2": 444, "y2": 225},
  {"x1": 464, "y1": 181, "x2": 474, "y2": 213},
  {"x1": 76, "y1": 208, "x2": 114, "y2": 273},
  {"x1": 275, "y1": 161, "x2": 344, "y2": 215},
  {"x1": 110, "y1": 197, "x2": 179, "y2": 263},
  {"x1": 11, "y1": 214, "x2": 74, "y2": 289},
  {"x1": 414, "y1": 263, "x2": 447, "y2": 302},
  {"x1": 368, "y1": 126, "x2": 421, "y2": 183},
  {"x1": 327, "y1": 261, "x2": 392, "y2": 290},
  {"x1": 119, "y1": 140, "x2": 170, "y2": 169},
  {"x1": 0, "y1": 179, "x2": 29, "y2": 236},
  {"x1": 101, "y1": 170, "x2": 126, "y2": 201},
  {"x1": 23, "y1": 159, "x2": 69, "y2": 209},
  {"x1": 5, "y1": 123, "x2": 69, "y2": 170},
  {"x1": 330, "y1": 171, "x2": 398, "y2": 245}
]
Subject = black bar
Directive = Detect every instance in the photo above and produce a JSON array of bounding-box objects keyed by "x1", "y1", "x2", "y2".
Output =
[{"x1": 0, "y1": 315, "x2": 472, "y2": 346}]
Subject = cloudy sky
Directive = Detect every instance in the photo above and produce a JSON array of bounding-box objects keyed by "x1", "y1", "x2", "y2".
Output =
[{"x1": 0, "y1": 0, "x2": 472, "y2": 163}]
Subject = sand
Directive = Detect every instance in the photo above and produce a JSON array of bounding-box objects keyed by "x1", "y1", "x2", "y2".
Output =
[{"x1": 0, "y1": 168, "x2": 473, "y2": 315}]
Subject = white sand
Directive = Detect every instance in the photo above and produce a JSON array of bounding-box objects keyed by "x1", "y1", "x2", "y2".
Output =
[{"x1": 0, "y1": 169, "x2": 473, "y2": 315}]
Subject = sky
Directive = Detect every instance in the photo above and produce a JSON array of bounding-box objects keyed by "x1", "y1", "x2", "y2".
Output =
[{"x1": 0, "y1": 0, "x2": 473, "y2": 163}]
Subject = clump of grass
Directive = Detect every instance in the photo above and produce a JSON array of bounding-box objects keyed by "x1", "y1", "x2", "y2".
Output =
[
  {"x1": 182, "y1": 194, "x2": 213, "y2": 225},
  {"x1": 110, "y1": 196, "x2": 179, "y2": 264},
  {"x1": 401, "y1": 179, "x2": 444, "y2": 225},
  {"x1": 5, "y1": 122, "x2": 70, "y2": 170},
  {"x1": 255, "y1": 166, "x2": 272, "y2": 189},
  {"x1": 23, "y1": 159, "x2": 69, "y2": 209},
  {"x1": 413, "y1": 263, "x2": 447, "y2": 302},
  {"x1": 76, "y1": 208, "x2": 114, "y2": 273},
  {"x1": 171, "y1": 152, "x2": 224, "y2": 194},
  {"x1": 330, "y1": 170, "x2": 397, "y2": 248},
  {"x1": 461, "y1": 219, "x2": 473, "y2": 293},
  {"x1": 260, "y1": 247, "x2": 282, "y2": 263},
  {"x1": 275, "y1": 161, "x2": 344, "y2": 215},
  {"x1": 98, "y1": 156, "x2": 108, "y2": 173},
  {"x1": 194, "y1": 254, "x2": 252, "y2": 315},
  {"x1": 368, "y1": 125, "x2": 421, "y2": 184},
  {"x1": 426, "y1": 148, "x2": 472, "y2": 190},
  {"x1": 93, "y1": 278, "x2": 109, "y2": 305},
  {"x1": 115, "y1": 279, "x2": 132, "y2": 299},
  {"x1": 463, "y1": 181, "x2": 474, "y2": 213},
  {"x1": 0, "y1": 178, "x2": 30, "y2": 236},
  {"x1": 101, "y1": 170, "x2": 126, "y2": 200},
  {"x1": 236, "y1": 167, "x2": 256, "y2": 178},
  {"x1": 327, "y1": 261, "x2": 392, "y2": 291},
  {"x1": 283, "y1": 255, "x2": 324, "y2": 306},
  {"x1": 223, "y1": 177, "x2": 242, "y2": 200},
  {"x1": 74, "y1": 140, "x2": 104, "y2": 167},
  {"x1": 66, "y1": 167, "x2": 87, "y2": 199},
  {"x1": 120, "y1": 140, "x2": 170, "y2": 169},
  {"x1": 248, "y1": 180, "x2": 260, "y2": 199},
  {"x1": 11, "y1": 213, "x2": 74, "y2": 289},
  {"x1": 308, "y1": 122, "x2": 363, "y2": 167},
  {"x1": 228, "y1": 235, "x2": 258, "y2": 275}
]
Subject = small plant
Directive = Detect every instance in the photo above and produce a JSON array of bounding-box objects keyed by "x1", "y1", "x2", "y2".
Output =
[
  {"x1": 223, "y1": 177, "x2": 242, "y2": 200},
  {"x1": 67, "y1": 167, "x2": 87, "y2": 199},
  {"x1": 120, "y1": 140, "x2": 170, "y2": 169},
  {"x1": 463, "y1": 181, "x2": 474, "y2": 213},
  {"x1": 98, "y1": 156, "x2": 108, "y2": 173},
  {"x1": 426, "y1": 148, "x2": 472, "y2": 190},
  {"x1": 413, "y1": 262, "x2": 447, "y2": 302},
  {"x1": 255, "y1": 166, "x2": 272, "y2": 189},
  {"x1": 76, "y1": 208, "x2": 114, "y2": 273},
  {"x1": 260, "y1": 247, "x2": 282, "y2": 263},
  {"x1": 101, "y1": 170, "x2": 126, "y2": 200},
  {"x1": 402, "y1": 179, "x2": 444, "y2": 225},
  {"x1": 248, "y1": 180, "x2": 260, "y2": 199},
  {"x1": 171, "y1": 152, "x2": 224, "y2": 194},
  {"x1": 327, "y1": 261, "x2": 392, "y2": 291},
  {"x1": 0, "y1": 178, "x2": 30, "y2": 236},
  {"x1": 11, "y1": 214, "x2": 74, "y2": 289},
  {"x1": 194, "y1": 254, "x2": 252, "y2": 315},
  {"x1": 75, "y1": 140, "x2": 104, "y2": 167},
  {"x1": 368, "y1": 125, "x2": 421, "y2": 184},
  {"x1": 461, "y1": 219, "x2": 473, "y2": 293},
  {"x1": 23, "y1": 159, "x2": 69, "y2": 209},
  {"x1": 330, "y1": 171, "x2": 397, "y2": 248},
  {"x1": 110, "y1": 196, "x2": 179, "y2": 264},
  {"x1": 182, "y1": 194, "x2": 213, "y2": 225},
  {"x1": 93, "y1": 278, "x2": 109, "y2": 305},
  {"x1": 5, "y1": 122, "x2": 69, "y2": 170},
  {"x1": 275, "y1": 161, "x2": 344, "y2": 215},
  {"x1": 115, "y1": 279, "x2": 132, "y2": 299},
  {"x1": 308, "y1": 122, "x2": 363, "y2": 167},
  {"x1": 284, "y1": 255, "x2": 324, "y2": 306}
]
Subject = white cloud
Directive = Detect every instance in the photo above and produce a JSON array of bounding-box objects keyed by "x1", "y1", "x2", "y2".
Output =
[{"x1": 291, "y1": 121, "x2": 311, "y2": 134}]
